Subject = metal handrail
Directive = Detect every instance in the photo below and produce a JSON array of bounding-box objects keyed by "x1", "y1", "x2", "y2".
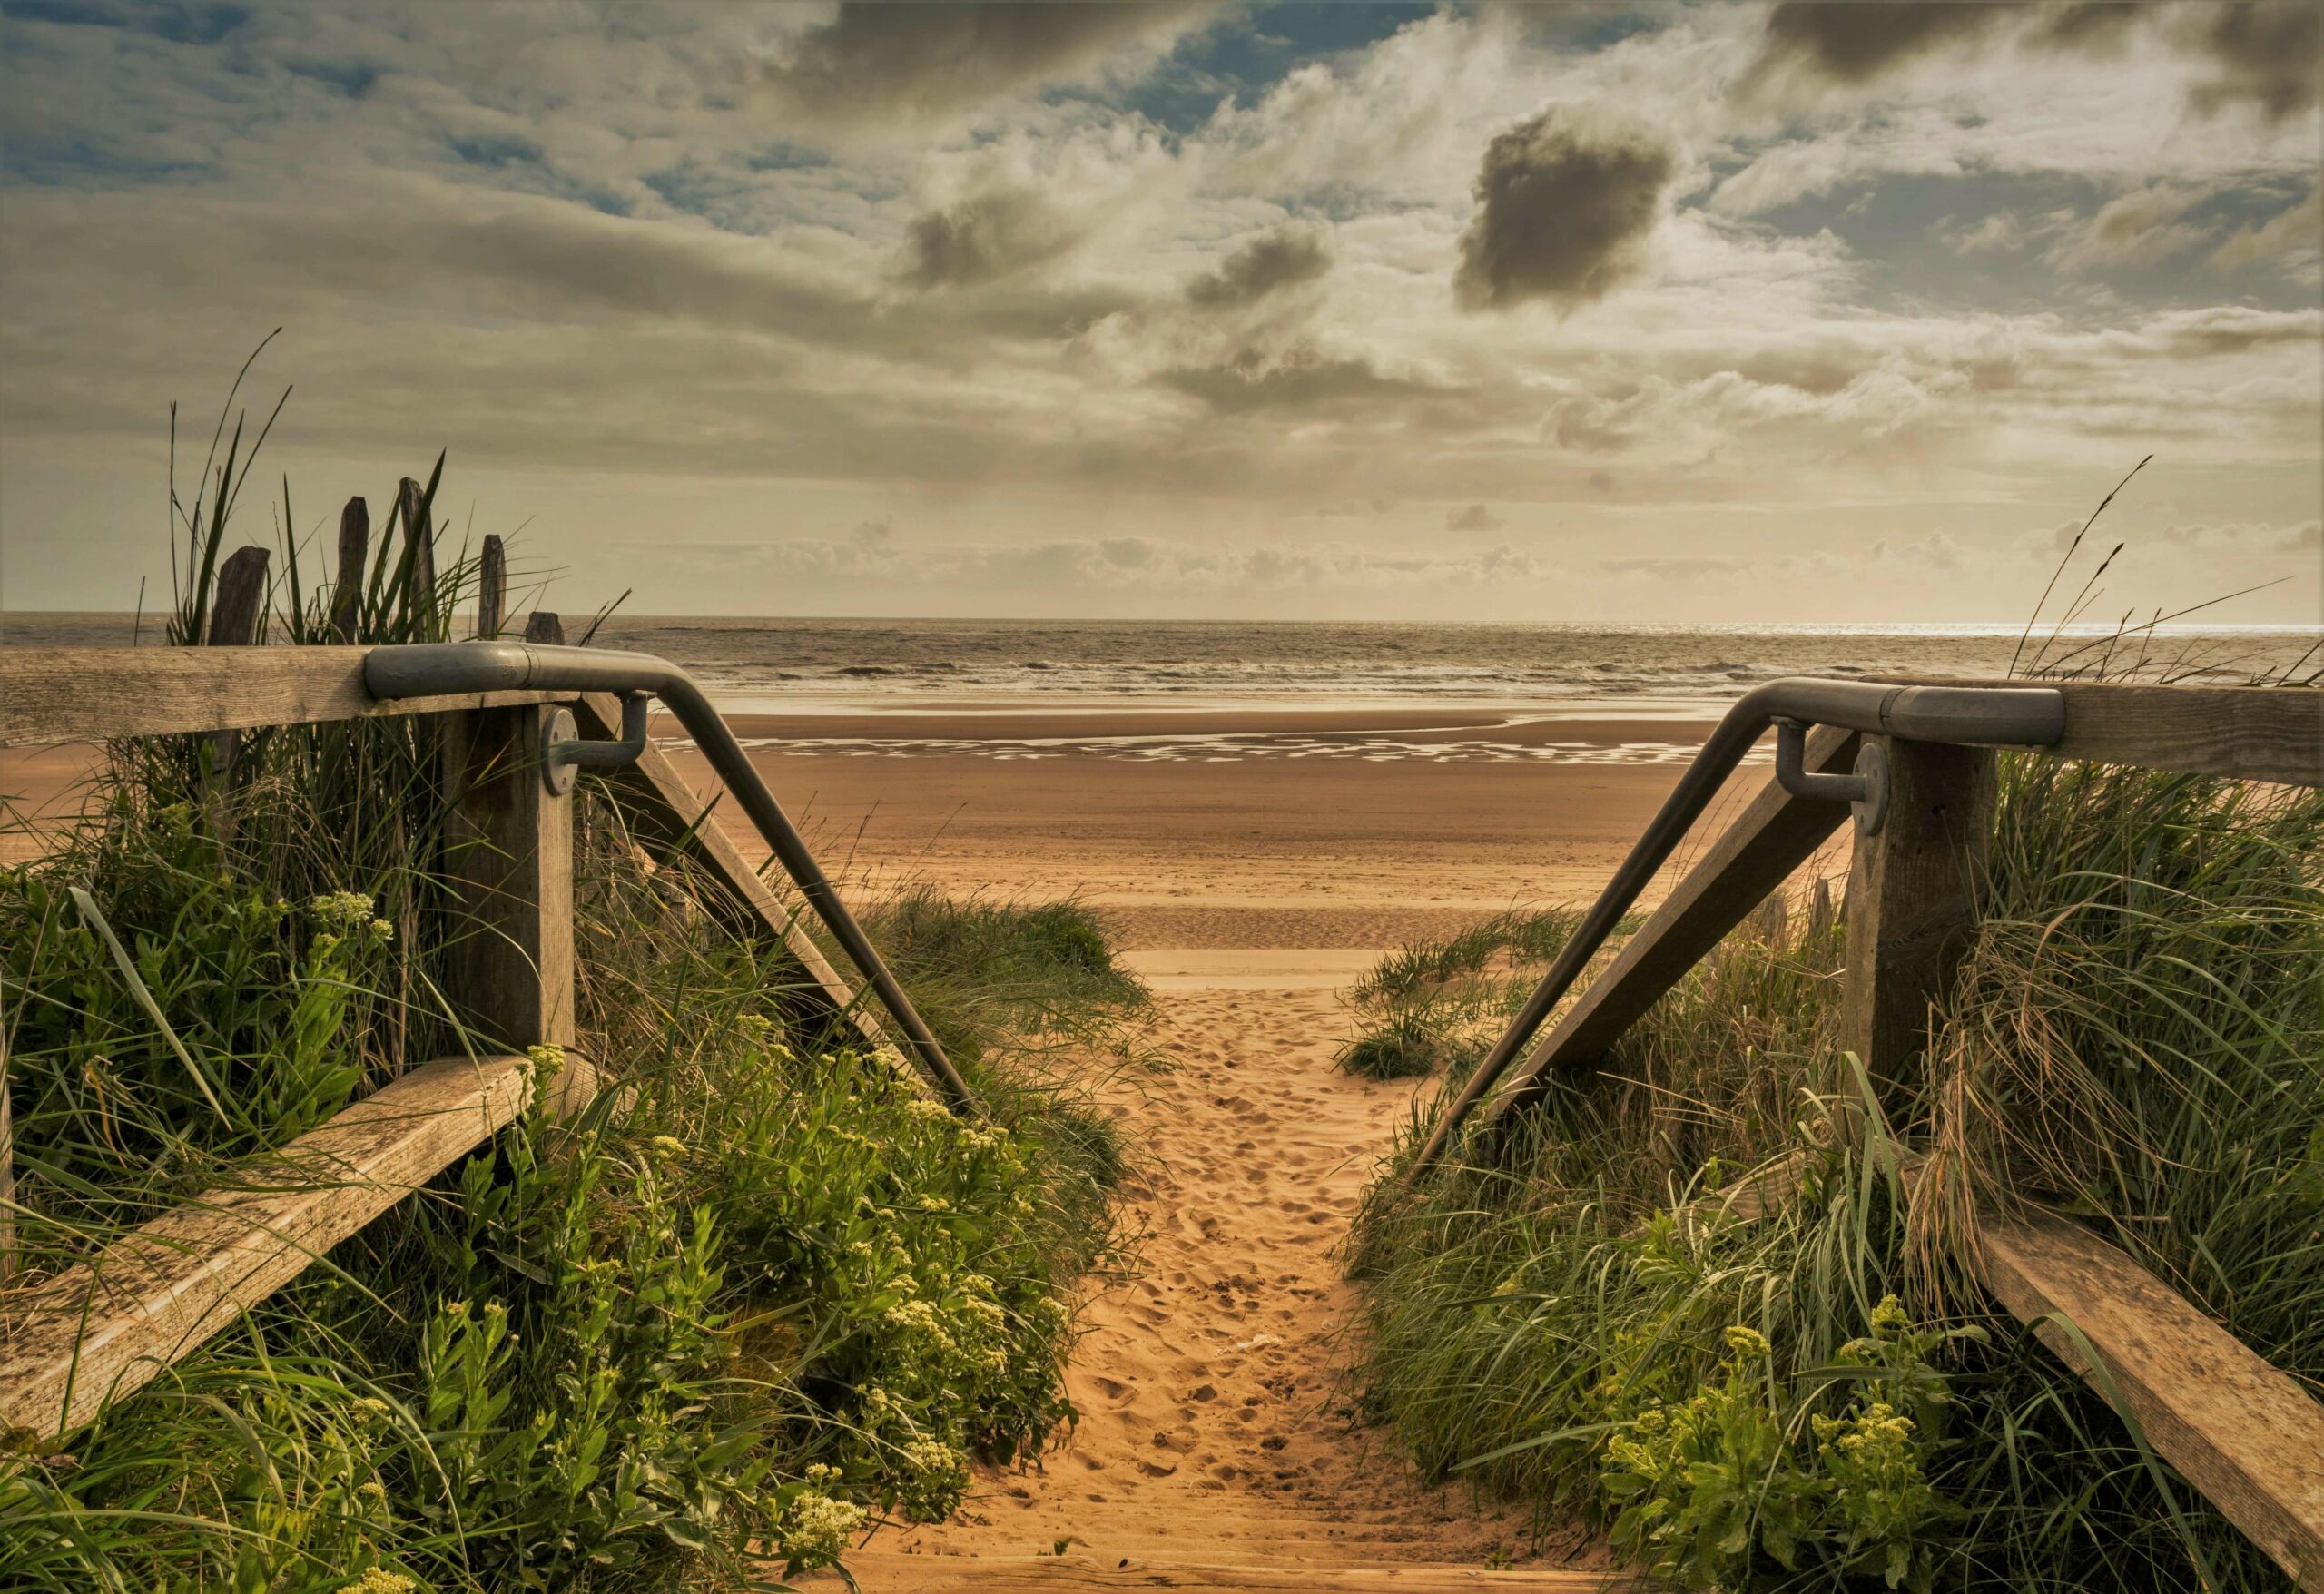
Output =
[
  {"x1": 363, "y1": 641, "x2": 979, "y2": 1113},
  {"x1": 1404, "y1": 677, "x2": 2064, "y2": 1181}
]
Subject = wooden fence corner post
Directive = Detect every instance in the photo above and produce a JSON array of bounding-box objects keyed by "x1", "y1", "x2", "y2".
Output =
[
  {"x1": 441, "y1": 706, "x2": 576, "y2": 1069},
  {"x1": 1839, "y1": 737, "x2": 1996, "y2": 1110}
]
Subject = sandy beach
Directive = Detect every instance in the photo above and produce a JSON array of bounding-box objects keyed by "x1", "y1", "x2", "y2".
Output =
[{"x1": 676, "y1": 707, "x2": 1748, "y2": 949}]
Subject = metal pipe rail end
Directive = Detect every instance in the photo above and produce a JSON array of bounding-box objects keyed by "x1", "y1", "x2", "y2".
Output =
[
  {"x1": 364, "y1": 642, "x2": 982, "y2": 1116},
  {"x1": 1775, "y1": 718, "x2": 1887, "y2": 834},
  {"x1": 544, "y1": 692, "x2": 649, "y2": 795}
]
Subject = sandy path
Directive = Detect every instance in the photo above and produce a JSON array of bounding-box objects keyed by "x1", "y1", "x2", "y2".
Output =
[{"x1": 871, "y1": 980, "x2": 1557, "y2": 1576}]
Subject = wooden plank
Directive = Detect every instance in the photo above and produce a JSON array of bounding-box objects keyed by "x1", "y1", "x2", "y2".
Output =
[
  {"x1": 0, "y1": 648, "x2": 573, "y2": 747},
  {"x1": 1888, "y1": 679, "x2": 2322, "y2": 786},
  {"x1": 802, "y1": 1553, "x2": 1623, "y2": 1592},
  {"x1": 572, "y1": 693, "x2": 906, "y2": 1075},
  {"x1": 442, "y1": 706, "x2": 575, "y2": 1054},
  {"x1": 1974, "y1": 1203, "x2": 2324, "y2": 1585},
  {"x1": 1474, "y1": 725, "x2": 1856, "y2": 1131},
  {"x1": 1839, "y1": 738, "x2": 1994, "y2": 1106},
  {"x1": 0, "y1": 1053, "x2": 537, "y2": 1439}
]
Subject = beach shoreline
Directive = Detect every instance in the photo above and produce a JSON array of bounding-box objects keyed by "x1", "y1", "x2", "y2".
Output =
[{"x1": 5, "y1": 708, "x2": 1813, "y2": 943}]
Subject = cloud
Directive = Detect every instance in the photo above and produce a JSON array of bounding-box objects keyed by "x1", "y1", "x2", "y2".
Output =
[
  {"x1": 763, "y1": 2, "x2": 1219, "y2": 127},
  {"x1": 2211, "y1": 182, "x2": 2323, "y2": 272},
  {"x1": 1445, "y1": 502, "x2": 1503, "y2": 532},
  {"x1": 1743, "y1": 1, "x2": 2317, "y2": 123},
  {"x1": 1747, "y1": 3, "x2": 2011, "y2": 88},
  {"x1": 1187, "y1": 223, "x2": 1333, "y2": 310},
  {"x1": 896, "y1": 182, "x2": 1091, "y2": 290},
  {"x1": 2045, "y1": 183, "x2": 2218, "y2": 271},
  {"x1": 2183, "y1": 3, "x2": 2322, "y2": 122},
  {"x1": 1158, "y1": 342, "x2": 1443, "y2": 414},
  {"x1": 1453, "y1": 105, "x2": 1679, "y2": 311}
]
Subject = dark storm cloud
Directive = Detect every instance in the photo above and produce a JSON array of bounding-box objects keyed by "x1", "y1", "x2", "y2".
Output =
[
  {"x1": 1187, "y1": 223, "x2": 1333, "y2": 310},
  {"x1": 2185, "y1": 4, "x2": 2321, "y2": 122},
  {"x1": 767, "y1": 2, "x2": 1218, "y2": 123},
  {"x1": 1748, "y1": 2, "x2": 2315, "y2": 120},
  {"x1": 1751, "y1": 3, "x2": 2013, "y2": 85},
  {"x1": 1452, "y1": 106, "x2": 1678, "y2": 312},
  {"x1": 896, "y1": 183, "x2": 1090, "y2": 290}
]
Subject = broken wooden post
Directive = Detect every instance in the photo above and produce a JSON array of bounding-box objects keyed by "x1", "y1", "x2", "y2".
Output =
[
  {"x1": 1839, "y1": 738, "x2": 1994, "y2": 1108},
  {"x1": 1807, "y1": 875, "x2": 1836, "y2": 941},
  {"x1": 397, "y1": 477, "x2": 434, "y2": 624},
  {"x1": 202, "y1": 546, "x2": 269, "y2": 785},
  {"x1": 1751, "y1": 890, "x2": 1788, "y2": 945},
  {"x1": 477, "y1": 534, "x2": 507, "y2": 640},
  {"x1": 330, "y1": 497, "x2": 369, "y2": 642},
  {"x1": 524, "y1": 610, "x2": 566, "y2": 645}
]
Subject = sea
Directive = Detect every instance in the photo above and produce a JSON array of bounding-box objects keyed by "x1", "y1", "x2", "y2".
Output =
[{"x1": 9, "y1": 615, "x2": 2316, "y2": 767}]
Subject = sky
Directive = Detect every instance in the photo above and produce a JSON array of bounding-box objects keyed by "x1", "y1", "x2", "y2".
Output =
[{"x1": 1, "y1": 1, "x2": 2319, "y2": 625}]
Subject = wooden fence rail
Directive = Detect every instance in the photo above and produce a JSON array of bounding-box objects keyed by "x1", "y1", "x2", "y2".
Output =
[{"x1": 0, "y1": 639, "x2": 911, "y2": 1442}]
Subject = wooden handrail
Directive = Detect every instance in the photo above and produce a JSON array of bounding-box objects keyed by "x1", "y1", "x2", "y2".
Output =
[
  {"x1": 0, "y1": 1052, "x2": 568, "y2": 1438},
  {"x1": 1974, "y1": 1196, "x2": 2324, "y2": 1580},
  {"x1": 0, "y1": 646, "x2": 576, "y2": 747},
  {"x1": 1883, "y1": 678, "x2": 2322, "y2": 786}
]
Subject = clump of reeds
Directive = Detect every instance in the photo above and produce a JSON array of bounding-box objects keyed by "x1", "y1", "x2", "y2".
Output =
[{"x1": 1335, "y1": 909, "x2": 1586, "y2": 1082}]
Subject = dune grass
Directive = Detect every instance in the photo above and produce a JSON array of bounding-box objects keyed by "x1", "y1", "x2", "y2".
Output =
[
  {"x1": 0, "y1": 409, "x2": 1142, "y2": 1589},
  {"x1": 1346, "y1": 753, "x2": 2323, "y2": 1592}
]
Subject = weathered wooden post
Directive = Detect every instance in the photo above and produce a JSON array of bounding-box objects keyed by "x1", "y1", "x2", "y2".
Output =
[
  {"x1": 397, "y1": 477, "x2": 434, "y2": 623},
  {"x1": 1807, "y1": 875, "x2": 1836, "y2": 942},
  {"x1": 477, "y1": 534, "x2": 507, "y2": 640},
  {"x1": 441, "y1": 706, "x2": 576, "y2": 1065},
  {"x1": 523, "y1": 610, "x2": 565, "y2": 645},
  {"x1": 202, "y1": 546, "x2": 269, "y2": 804},
  {"x1": 1838, "y1": 739, "x2": 1995, "y2": 1108},
  {"x1": 330, "y1": 497, "x2": 369, "y2": 642}
]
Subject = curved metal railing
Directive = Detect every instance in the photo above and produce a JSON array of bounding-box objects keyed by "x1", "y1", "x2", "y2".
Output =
[
  {"x1": 1404, "y1": 677, "x2": 2065, "y2": 1181},
  {"x1": 364, "y1": 640, "x2": 980, "y2": 1113}
]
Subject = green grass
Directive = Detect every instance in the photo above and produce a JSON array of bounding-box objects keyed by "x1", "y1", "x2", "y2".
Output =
[
  {"x1": 1346, "y1": 753, "x2": 2323, "y2": 1592},
  {"x1": 0, "y1": 376, "x2": 1141, "y2": 1590}
]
